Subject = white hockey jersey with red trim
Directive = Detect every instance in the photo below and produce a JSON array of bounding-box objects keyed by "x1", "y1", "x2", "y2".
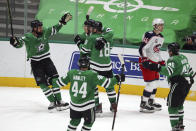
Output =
[{"x1": 139, "y1": 31, "x2": 164, "y2": 62}]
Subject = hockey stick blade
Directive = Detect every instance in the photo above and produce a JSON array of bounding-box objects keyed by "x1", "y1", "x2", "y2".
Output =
[
  {"x1": 118, "y1": 54, "x2": 125, "y2": 65},
  {"x1": 86, "y1": 6, "x2": 94, "y2": 20}
]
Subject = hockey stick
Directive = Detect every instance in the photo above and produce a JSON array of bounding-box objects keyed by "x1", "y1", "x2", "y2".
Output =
[
  {"x1": 111, "y1": 54, "x2": 125, "y2": 131},
  {"x1": 6, "y1": 0, "x2": 14, "y2": 37},
  {"x1": 86, "y1": 6, "x2": 94, "y2": 20}
]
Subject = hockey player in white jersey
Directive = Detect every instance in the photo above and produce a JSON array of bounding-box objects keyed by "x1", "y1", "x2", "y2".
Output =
[{"x1": 138, "y1": 18, "x2": 165, "y2": 113}]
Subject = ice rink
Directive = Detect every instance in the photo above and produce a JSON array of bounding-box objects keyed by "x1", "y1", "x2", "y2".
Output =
[{"x1": 0, "y1": 87, "x2": 196, "y2": 131}]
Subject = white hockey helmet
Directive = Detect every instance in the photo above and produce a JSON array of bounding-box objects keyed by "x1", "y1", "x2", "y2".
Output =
[{"x1": 152, "y1": 18, "x2": 164, "y2": 26}]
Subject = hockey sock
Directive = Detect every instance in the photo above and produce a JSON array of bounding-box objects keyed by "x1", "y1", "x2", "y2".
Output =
[
  {"x1": 142, "y1": 89, "x2": 152, "y2": 102},
  {"x1": 40, "y1": 83, "x2": 55, "y2": 102},
  {"x1": 168, "y1": 107, "x2": 180, "y2": 127},
  {"x1": 178, "y1": 105, "x2": 184, "y2": 122},
  {"x1": 52, "y1": 78, "x2": 62, "y2": 101},
  {"x1": 94, "y1": 86, "x2": 99, "y2": 106},
  {"x1": 82, "y1": 123, "x2": 93, "y2": 131},
  {"x1": 67, "y1": 119, "x2": 81, "y2": 131},
  {"x1": 150, "y1": 88, "x2": 157, "y2": 99},
  {"x1": 106, "y1": 90, "x2": 117, "y2": 104}
]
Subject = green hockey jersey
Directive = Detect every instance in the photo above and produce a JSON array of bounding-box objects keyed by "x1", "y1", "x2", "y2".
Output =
[
  {"x1": 15, "y1": 23, "x2": 63, "y2": 60},
  {"x1": 160, "y1": 54, "x2": 194, "y2": 81},
  {"x1": 54, "y1": 69, "x2": 118, "y2": 111},
  {"x1": 79, "y1": 32, "x2": 113, "y2": 72}
]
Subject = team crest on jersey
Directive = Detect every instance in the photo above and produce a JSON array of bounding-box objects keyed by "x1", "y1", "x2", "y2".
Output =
[
  {"x1": 153, "y1": 44, "x2": 161, "y2": 53},
  {"x1": 38, "y1": 43, "x2": 45, "y2": 52}
]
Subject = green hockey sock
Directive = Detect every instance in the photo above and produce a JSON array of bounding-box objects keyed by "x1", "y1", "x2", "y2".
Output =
[
  {"x1": 67, "y1": 119, "x2": 81, "y2": 131},
  {"x1": 178, "y1": 105, "x2": 184, "y2": 121},
  {"x1": 168, "y1": 106, "x2": 180, "y2": 127},
  {"x1": 40, "y1": 83, "x2": 55, "y2": 102},
  {"x1": 95, "y1": 86, "x2": 99, "y2": 106},
  {"x1": 52, "y1": 78, "x2": 62, "y2": 101}
]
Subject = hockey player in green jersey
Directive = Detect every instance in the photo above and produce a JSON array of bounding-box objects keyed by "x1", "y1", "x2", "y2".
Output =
[
  {"x1": 79, "y1": 21, "x2": 116, "y2": 113},
  {"x1": 145, "y1": 43, "x2": 195, "y2": 131},
  {"x1": 74, "y1": 19, "x2": 114, "y2": 57},
  {"x1": 53, "y1": 57, "x2": 125, "y2": 131},
  {"x1": 9, "y1": 13, "x2": 72, "y2": 112}
]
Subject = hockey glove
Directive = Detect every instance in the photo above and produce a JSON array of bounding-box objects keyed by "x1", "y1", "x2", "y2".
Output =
[
  {"x1": 10, "y1": 37, "x2": 19, "y2": 47},
  {"x1": 59, "y1": 13, "x2": 72, "y2": 25},
  {"x1": 95, "y1": 37, "x2": 107, "y2": 50},
  {"x1": 74, "y1": 35, "x2": 84, "y2": 48},
  {"x1": 142, "y1": 61, "x2": 161, "y2": 72},
  {"x1": 115, "y1": 74, "x2": 125, "y2": 82}
]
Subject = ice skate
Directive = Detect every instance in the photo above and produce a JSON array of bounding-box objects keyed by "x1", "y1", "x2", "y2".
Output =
[
  {"x1": 148, "y1": 98, "x2": 162, "y2": 111},
  {"x1": 48, "y1": 102, "x2": 56, "y2": 113},
  {"x1": 56, "y1": 100, "x2": 69, "y2": 111},
  {"x1": 140, "y1": 101, "x2": 155, "y2": 113},
  {"x1": 178, "y1": 120, "x2": 185, "y2": 131},
  {"x1": 95, "y1": 103, "x2": 103, "y2": 113},
  {"x1": 171, "y1": 125, "x2": 180, "y2": 131}
]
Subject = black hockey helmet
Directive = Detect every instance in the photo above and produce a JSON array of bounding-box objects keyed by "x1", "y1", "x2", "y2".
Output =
[
  {"x1": 31, "y1": 20, "x2": 43, "y2": 28},
  {"x1": 168, "y1": 42, "x2": 180, "y2": 55},
  {"x1": 84, "y1": 19, "x2": 95, "y2": 27},
  {"x1": 77, "y1": 56, "x2": 90, "y2": 68},
  {"x1": 92, "y1": 21, "x2": 103, "y2": 32}
]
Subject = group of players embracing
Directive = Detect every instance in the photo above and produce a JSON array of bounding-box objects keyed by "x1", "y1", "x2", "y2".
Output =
[
  {"x1": 9, "y1": 12, "x2": 125, "y2": 131},
  {"x1": 9, "y1": 11, "x2": 195, "y2": 131}
]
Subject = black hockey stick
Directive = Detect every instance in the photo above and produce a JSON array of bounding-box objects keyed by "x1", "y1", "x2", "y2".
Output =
[
  {"x1": 111, "y1": 54, "x2": 125, "y2": 131},
  {"x1": 6, "y1": 0, "x2": 14, "y2": 37}
]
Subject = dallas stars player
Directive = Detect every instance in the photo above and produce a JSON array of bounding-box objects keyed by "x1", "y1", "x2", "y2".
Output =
[
  {"x1": 53, "y1": 57, "x2": 125, "y2": 131},
  {"x1": 146, "y1": 43, "x2": 195, "y2": 131},
  {"x1": 9, "y1": 13, "x2": 72, "y2": 112},
  {"x1": 79, "y1": 21, "x2": 116, "y2": 113}
]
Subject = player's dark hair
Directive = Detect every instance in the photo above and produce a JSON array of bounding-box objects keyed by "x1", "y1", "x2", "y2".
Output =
[
  {"x1": 31, "y1": 20, "x2": 42, "y2": 28},
  {"x1": 92, "y1": 21, "x2": 103, "y2": 32},
  {"x1": 77, "y1": 56, "x2": 90, "y2": 69},
  {"x1": 84, "y1": 19, "x2": 95, "y2": 27},
  {"x1": 168, "y1": 42, "x2": 180, "y2": 55}
]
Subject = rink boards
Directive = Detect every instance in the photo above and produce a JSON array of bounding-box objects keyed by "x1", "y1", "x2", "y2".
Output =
[{"x1": 0, "y1": 41, "x2": 196, "y2": 101}]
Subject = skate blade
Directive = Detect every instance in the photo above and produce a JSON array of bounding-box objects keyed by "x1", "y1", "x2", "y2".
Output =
[
  {"x1": 48, "y1": 108, "x2": 57, "y2": 113},
  {"x1": 139, "y1": 109, "x2": 155, "y2": 113},
  {"x1": 56, "y1": 106, "x2": 70, "y2": 111},
  {"x1": 154, "y1": 108, "x2": 162, "y2": 111}
]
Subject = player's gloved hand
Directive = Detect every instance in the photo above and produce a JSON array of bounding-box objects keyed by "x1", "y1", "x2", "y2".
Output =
[
  {"x1": 74, "y1": 35, "x2": 84, "y2": 48},
  {"x1": 95, "y1": 37, "x2": 107, "y2": 50},
  {"x1": 10, "y1": 36, "x2": 19, "y2": 47},
  {"x1": 111, "y1": 102, "x2": 117, "y2": 112},
  {"x1": 159, "y1": 60, "x2": 165, "y2": 66},
  {"x1": 149, "y1": 63, "x2": 161, "y2": 72},
  {"x1": 115, "y1": 74, "x2": 125, "y2": 82},
  {"x1": 59, "y1": 13, "x2": 72, "y2": 25}
]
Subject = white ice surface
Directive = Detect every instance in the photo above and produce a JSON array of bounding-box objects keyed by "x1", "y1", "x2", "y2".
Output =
[{"x1": 0, "y1": 87, "x2": 196, "y2": 131}]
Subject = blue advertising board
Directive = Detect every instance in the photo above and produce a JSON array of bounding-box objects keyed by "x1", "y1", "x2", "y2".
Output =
[{"x1": 68, "y1": 51, "x2": 164, "y2": 80}]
